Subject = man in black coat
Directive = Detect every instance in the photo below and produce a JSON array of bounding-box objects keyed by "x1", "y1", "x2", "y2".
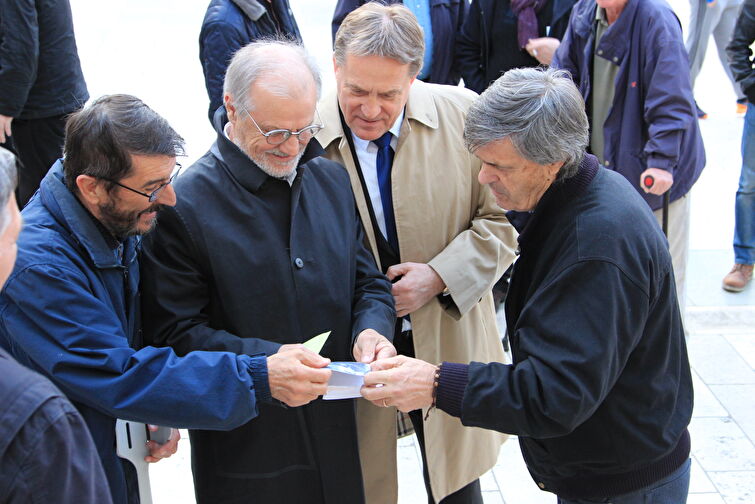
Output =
[
  {"x1": 363, "y1": 67, "x2": 693, "y2": 503},
  {"x1": 0, "y1": 0, "x2": 88, "y2": 207},
  {"x1": 141, "y1": 40, "x2": 396, "y2": 504}
]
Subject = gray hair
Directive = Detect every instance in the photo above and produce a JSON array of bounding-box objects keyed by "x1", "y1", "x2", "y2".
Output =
[
  {"x1": 334, "y1": 2, "x2": 424, "y2": 76},
  {"x1": 223, "y1": 39, "x2": 321, "y2": 112},
  {"x1": 464, "y1": 67, "x2": 589, "y2": 180},
  {"x1": 0, "y1": 147, "x2": 18, "y2": 232}
]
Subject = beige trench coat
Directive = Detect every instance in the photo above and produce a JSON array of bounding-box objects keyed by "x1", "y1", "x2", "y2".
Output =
[{"x1": 316, "y1": 80, "x2": 518, "y2": 502}]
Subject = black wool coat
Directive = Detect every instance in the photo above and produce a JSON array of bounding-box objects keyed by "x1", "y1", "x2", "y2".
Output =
[{"x1": 141, "y1": 111, "x2": 395, "y2": 504}]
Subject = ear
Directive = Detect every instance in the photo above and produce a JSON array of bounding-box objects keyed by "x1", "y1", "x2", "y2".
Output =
[
  {"x1": 332, "y1": 55, "x2": 339, "y2": 74},
  {"x1": 75, "y1": 174, "x2": 108, "y2": 206},
  {"x1": 224, "y1": 94, "x2": 237, "y2": 123},
  {"x1": 548, "y1": 161, "x2": 566, "y2": 180}
]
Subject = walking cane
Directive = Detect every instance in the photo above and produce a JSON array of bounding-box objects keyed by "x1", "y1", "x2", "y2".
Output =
[
  {"x1": 643, "y1": 174, "x2": 670, "y2": 237},
  {"x1": 115, "y1": 420, "x2": 172, "y2": 504}
]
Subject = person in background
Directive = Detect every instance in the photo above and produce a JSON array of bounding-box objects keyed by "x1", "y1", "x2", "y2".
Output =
[
  {"x1": 686, "y1": 0, "x2": 746, "y2": 119},
  {"x1": 0, "y1": 95, "x2": 330, "y2": 504},
  {"x1": 722, "y1": 0, "x2": 754, "y2": 291},
  {"x1": 332, "y1": 0, "x2": 467, "y2": 85},
  {"x1": 363, "y1": 66, "x2": 693, "y2": 504},
  {"x1": 317, "y1": 4, "x2": 517, "y2": 503},
  {"x1": 552, "y1": 0, "x2": 706, "y2": 311},
  {"x1": 0, "y1": 0, "x2": 89, "y2": 207},
  {"x1": 456, "y1": 0, "x2": 576, "y2": 94},
  {"x1": 0, "y1": 147, "x2": 112, "y2": 504},
  {"x1": 200, "y1": 0, "x2": 301, "y2": 123}
]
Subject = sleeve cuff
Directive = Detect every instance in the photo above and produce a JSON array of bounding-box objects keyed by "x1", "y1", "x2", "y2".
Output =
[
  {"x1": 247, "y1": 354, "x2": 272, "y2": 404},
  {"x1": 436, "y1": 362, "x2": 469, "y2": 418}
]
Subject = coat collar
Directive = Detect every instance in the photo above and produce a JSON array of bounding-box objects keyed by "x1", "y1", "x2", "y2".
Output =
[
  {"x1": 571, "y1": 0, "x2": 641, "y2": 66},
  {"x1": 210, "y1": 107, "x2": 325, "y2": 194},
  {"x1": 512, "y1": 153, "x2": 600, "y2": 245},
  {"x1": 38, "y1": 160, "x2": 137, "y2": 269},
  {"x1": 316, "y1": 79, "x2": 439, "y2": 150},
  {"x1": 231, "y1": 0, "x2": 266, "y2": 21}
]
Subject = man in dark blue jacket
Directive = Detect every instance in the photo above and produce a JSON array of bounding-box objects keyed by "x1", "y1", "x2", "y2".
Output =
[
  {"x1": 0, "y1": 94, "x2": 333, "y2": 504},
  {"x1": 552, "y1": 0, "x2": 706, "y2": 310},
  {"x1": 364, "y1": 68, "x2": 693, "y2": 503},
  {"x1": 200, "y1": 0, "x2": 301, "y2": 123},
  {"x1": 0, "y1": 148, "x2": 112, "y2": 504},
  {"x1": 141, "y1": 40, "x2": 396, "y2": 504},
  {"x1": 0, "y1": 0, "x2": 89, "y2": 207}
]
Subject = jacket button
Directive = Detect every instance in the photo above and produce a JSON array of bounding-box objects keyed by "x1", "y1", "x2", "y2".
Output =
[
  {"x1": 613, "y1": 56, "x2": 619, "y2": 62},
  {"x1": 538, "y1": 482, "x2": 545, "y2": 489},
  {"x1": 604, "y1": 160, "x2": 611, "y2": 167},
  {"x1": 294, "y1": 257, "x2": 304, "y2": 269},
  {"x1": 597, "y1": 49, "x2": 603, "y2": 55}
]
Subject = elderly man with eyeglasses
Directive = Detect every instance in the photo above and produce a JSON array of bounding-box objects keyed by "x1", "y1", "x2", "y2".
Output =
[{"x1": 140, "y1": 40, "x2": 396, "y2": 504}]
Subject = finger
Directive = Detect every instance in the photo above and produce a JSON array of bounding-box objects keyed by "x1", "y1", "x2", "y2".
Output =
[
  {"x1": 360, "y1": 384, "x2": 390, "y2": 401},
  {"x1": 369, "y1": 356, "x2": 403, "y2": 371},
  {"x1": 298, "y1": 349, "x2": 331, "y2": 368},
  {"x1": 300, "y1": 366, "x2": 332, "y2": 383},
  {"x1": 363, "y1": 369, "x2": 397, "y2": 386},
  {"x1": 375, "y1": 344, "x2": 397, "y2": 361},
  {"x1": 386, "y1": 262, "x2": 411, "y2": 280}
]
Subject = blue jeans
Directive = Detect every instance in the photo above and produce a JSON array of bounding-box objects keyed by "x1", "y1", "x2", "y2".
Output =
[
  {"x1": 556, "y1": 458, "x2": 691, "y2": 504},
  {"x1": 734, "y1": 103, "x2": 755, "y2": 265}
]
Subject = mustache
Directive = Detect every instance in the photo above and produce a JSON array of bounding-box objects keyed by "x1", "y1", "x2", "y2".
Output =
[{"x1": 138, "y1": 204, "x2": 163, "y2": 217}]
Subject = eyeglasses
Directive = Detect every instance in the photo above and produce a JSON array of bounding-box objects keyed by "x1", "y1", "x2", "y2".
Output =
[
  {"x1": 241, "y1": 107, "x2": 323, "y2": 145},
  {"x1": 105, "y1": 164, "x2": 182, "y2": 202}
]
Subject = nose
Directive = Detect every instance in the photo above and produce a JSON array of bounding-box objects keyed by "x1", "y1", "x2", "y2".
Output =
[
  {"x1": 156, "y1": 182, "x2": 177, "y2": 207},
  {"x1": 360, "y1": 97, "x2": 380, "y2": 119},
  {"x1": 478, "y1": 163, "x2": 498, "y2": 185},
  {"x1": 278, "y1": 134, "x2": 301, "y2": 156}
]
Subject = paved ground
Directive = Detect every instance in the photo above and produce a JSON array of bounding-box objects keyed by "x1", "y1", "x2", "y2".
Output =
[{"x1": 67, "y1": 0, "x2": 754, "y2": 502}]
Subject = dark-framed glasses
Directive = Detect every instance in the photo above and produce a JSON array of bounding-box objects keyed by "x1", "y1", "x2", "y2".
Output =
[
  {"x1": 105, "y1": 163, "x2": 182, "y2": 202},
  {"x1": 242, "y1": 107, "x2": 324, "y2": 145}
]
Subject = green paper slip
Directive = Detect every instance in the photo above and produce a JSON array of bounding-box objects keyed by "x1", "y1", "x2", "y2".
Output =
[{"x1": 303, "y1": 331, "x2": 330, "y2": 354}]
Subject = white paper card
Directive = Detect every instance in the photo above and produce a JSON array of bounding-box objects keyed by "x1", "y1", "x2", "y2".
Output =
[{"x1": 323, "y1": 362, "x2": 370, "y2": 400}]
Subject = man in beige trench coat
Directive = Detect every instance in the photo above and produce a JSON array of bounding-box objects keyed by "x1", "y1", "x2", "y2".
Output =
[{"x1": 315, "y1": 3, "x2": 518, "y2": 503}]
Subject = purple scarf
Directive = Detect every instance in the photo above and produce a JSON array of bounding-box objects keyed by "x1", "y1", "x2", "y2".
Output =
[{"x1": 511, "y1": 0, "x2": 547, "y2": 49}]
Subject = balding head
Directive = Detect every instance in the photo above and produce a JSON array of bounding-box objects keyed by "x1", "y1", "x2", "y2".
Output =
[{"x1": 223, "y1": 39, "x2": 321, "y2": 113}]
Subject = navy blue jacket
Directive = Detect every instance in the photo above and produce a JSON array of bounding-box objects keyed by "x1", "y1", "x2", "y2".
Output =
[
  {"x1": 457, "y1": 0, "x2": 576, "y2": 93},
  {"x1": 332, "y1": 0, "x2": 466, "y2": 85},
  {"x1": 437, "y1": 156, "x2": 693, "y2": 499},
  {"x1": 0, "y1": 0, "x2": 88, "y2": 119},
  {"x1": 200, "y1": 0, "x2": 301, "y2": 122},
  {"x1": 140, "y1": 110, "x2": 395, "y2": 503},
  {"x1": 726, "y1": 0, "x2": 755, "y2": 103},
  {"x1": 0, "y1": 162, "x2": 269, "y2": 504},
  {"x1": 0, "y1": 347, "x2": 112, "y2": 503},
  {"x1": 552, "y1": 0, "x2": 705, "y2": 210}
]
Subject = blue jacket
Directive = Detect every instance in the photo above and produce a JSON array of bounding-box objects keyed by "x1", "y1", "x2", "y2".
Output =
[
  {"x1": 552, "y1": 0, "x2": 705, "y2": 210},
  {"x1": 332, "y1": 0, "x2": 466, "y2": 85},
  {"x1": 200, "y1": 0, "x2": 301, "y2": 122},
  {"x1": 0, "y1": 162, "x2": 269, "y2": 504}
]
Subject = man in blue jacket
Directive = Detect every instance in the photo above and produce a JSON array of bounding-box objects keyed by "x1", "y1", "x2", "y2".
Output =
[
  {"x1": 200, "y1": 0, "x2": 301, "y2": 123},
  {"x1": 552, "y1": 0, "x2": 706, "y2": 310},
  {"x1": 0, "y1": 94, "x2": 333, "y2": 504},
  {"x1": 0, "y1": 0, "x2": 89, "y2": 207}
]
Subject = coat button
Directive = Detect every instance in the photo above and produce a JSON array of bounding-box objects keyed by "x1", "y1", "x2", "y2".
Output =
[
  {"x1": 294, "y1": 257, "x2": 304, "y2": 269},
  {"x1": 538, "y1": 482, "x2": 545, "y2": 489},
  {"x1": 597, "y1": 49, "x2": 603, "y2": 55},
  {"x1": 613, "y1": 56, "x2": 619, "y2": 62},
  {"x1": 604, "y1": 160, "x2": 611, "y2": 167}
]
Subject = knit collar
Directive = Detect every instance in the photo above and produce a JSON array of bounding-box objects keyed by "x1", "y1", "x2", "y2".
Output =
[{"x1": 509, "y1": 153, "x2": 600, "y2": 244}]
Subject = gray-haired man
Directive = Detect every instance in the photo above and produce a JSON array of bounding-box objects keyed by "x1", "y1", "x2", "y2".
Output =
[
  {"x1": 364, "y1": 67, "x2": 694, "y2": 504},
  {"x1": 316, "y1": 3, "x2": 517, "y2": 503}
]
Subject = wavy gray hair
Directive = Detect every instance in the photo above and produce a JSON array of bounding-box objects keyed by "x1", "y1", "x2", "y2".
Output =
[
  {"x1": 464, "y1": 67, "x2": 589, "y2": 180},
  {"x1": 0, "y1": 147, "x2": 18, "y2": 232},
  {"x1": 224, "y1": 38, "x2": 321, "y2": 112},
  {"x1": 334, "y1": 2, "x2": 424, "y2": 76}
]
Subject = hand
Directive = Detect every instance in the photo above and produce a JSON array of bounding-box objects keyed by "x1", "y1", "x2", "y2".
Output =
[
  {"x1": 267, "y1": 344, "x2": 332, "y2": 407},
  {"x1": 144, "y1": 426, "x2": 180, "y2": 463},
  {"x1": 386, "y1": 262, "x2": 446, "y2": 317},
  {"x1": 640, "y1": 168, "x2": 673, "y2": 195},
  {"x1": 353, "y1": 329, "x2": 396, "y2": 364},
  {"x1": 361, "y1": 356, "x2": 437, "y2": 412},
  {"x1": 0, "y1": 115, "x2": 12, "y2": 144},
  {"x1": 525, "y1": 37, "x2": 561, "y2": 65}
]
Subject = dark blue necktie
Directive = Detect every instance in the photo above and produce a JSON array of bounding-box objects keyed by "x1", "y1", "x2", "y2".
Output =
[{"x1": 373, "y1": 131, "x2": 399, "y2": 253}]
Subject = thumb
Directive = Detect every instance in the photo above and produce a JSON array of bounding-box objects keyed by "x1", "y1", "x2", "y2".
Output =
[
  {"x1": 386, "y1": 262, "x2": 409, "y2": 281},
  {"x1": 299, "y1": 349, "x2": 330, "y2": 368}
]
